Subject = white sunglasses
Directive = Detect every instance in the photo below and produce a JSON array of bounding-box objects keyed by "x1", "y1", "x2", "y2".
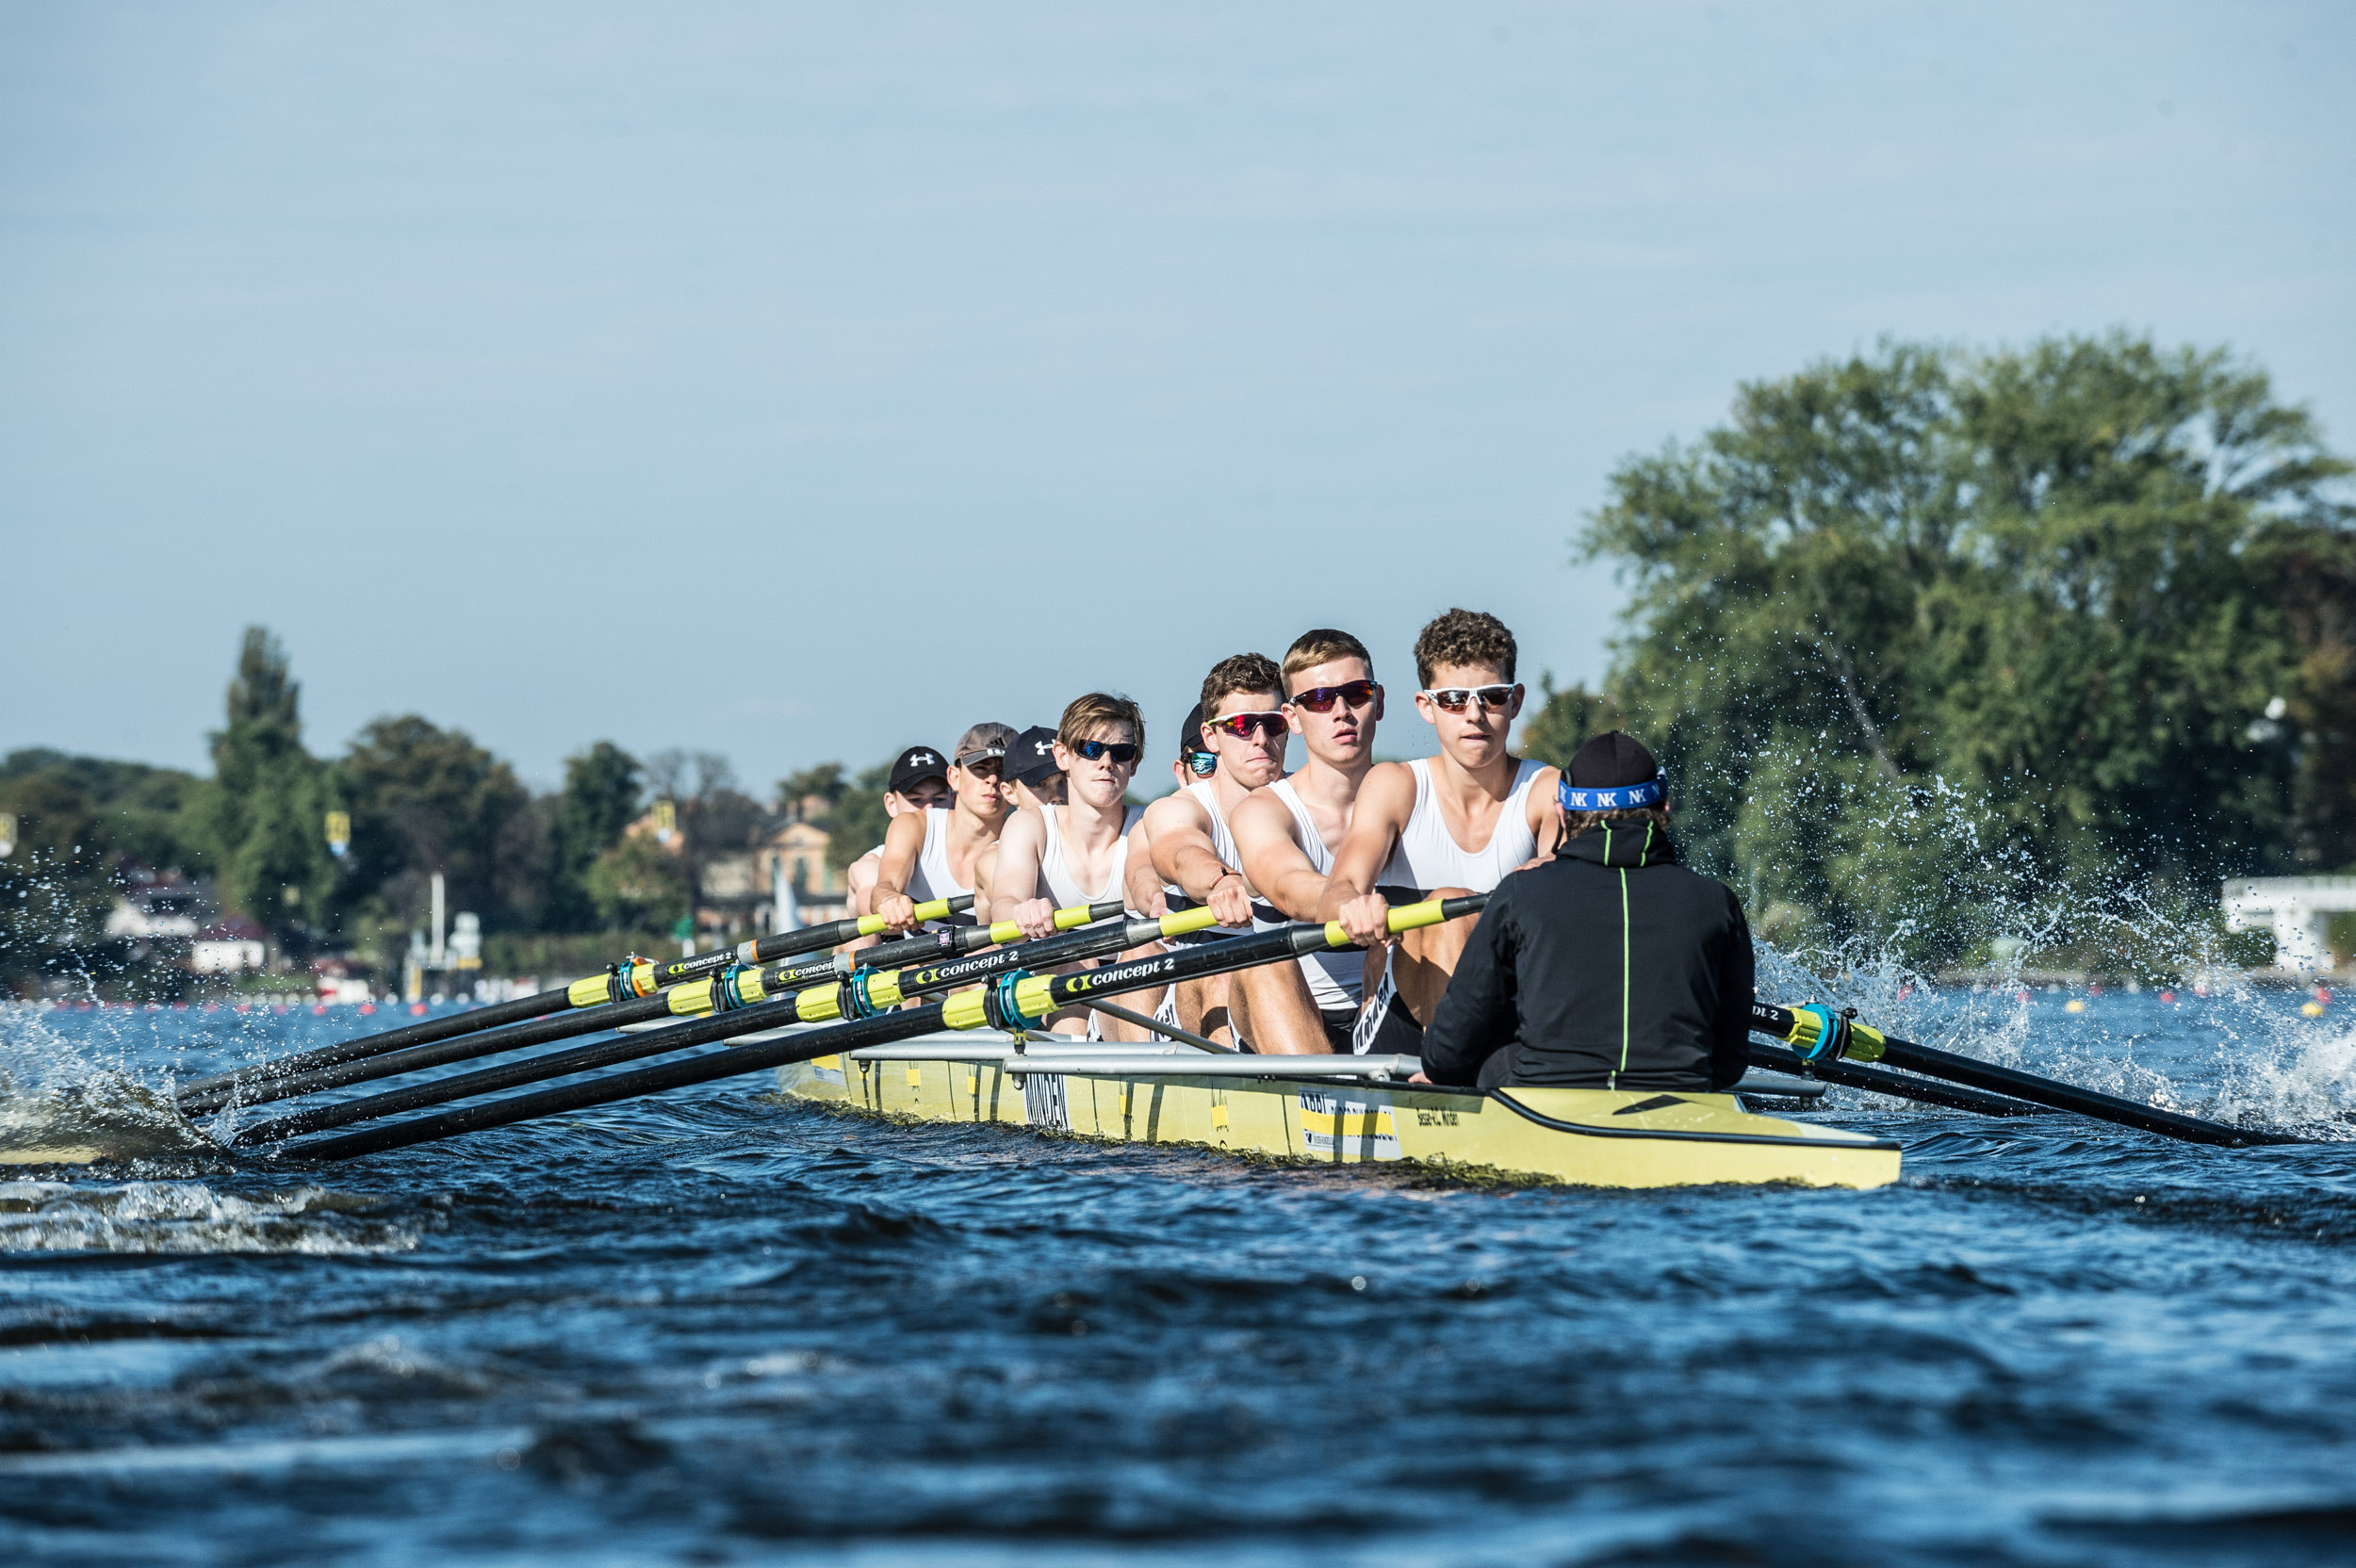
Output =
[{"x1": 1417, "y1": 684, "x2": 1518, "y2": 713}]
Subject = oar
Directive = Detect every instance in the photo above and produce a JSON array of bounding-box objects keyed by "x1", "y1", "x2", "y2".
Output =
[
  {"x1": 175, "y1": 893, "x2": 979, "y2": 1115},
  {"x1": 233, "y1": 904, "x2": 1222, "y2": 1145},
  {"x1": 1745, "y1": 1039, "x2": 2043, "y2": 1118},
  {"x1": 282, "y1": 897, "x2": 1483, "y2": 1161},
  {"x1": 208, "y1": 900, "x2": 1134, "y2": 1119},
  {"x1": 1079, "y1": 998, "x2": 1237, "y2": 1054},
  {"x1": 1752, "y1": 1003, "x2": 2312, "y2": 1147}
]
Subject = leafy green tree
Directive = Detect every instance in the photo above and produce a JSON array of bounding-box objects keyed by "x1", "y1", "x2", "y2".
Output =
[
  {"x1": 1518, "y1": 679, "x2": 1625, "y2": 772},
  {"x1": 335, "y1": 714, "x2": 541, "y2": 939},
  {"x1": 777, "y1": 763, "x2": 847, "y2": 822},
  {"x1": 585, "y1": 831, "x2": 690, "y2": 932},
  {"x1": 188, "y1": 628, "x2": 335, "y2": 942},
  {"x1": 1581, "y1": 334, "x2": 2353, "y2": 960},
  {"x1": 547, "y1": 742, "x2": 641, "y2": 931},
  {"x1": 0, "y1": 766, "x2": 116, "y2": 993},
  {"x1": 822, "y1": 760, "x2": 895, "y2": 874}
]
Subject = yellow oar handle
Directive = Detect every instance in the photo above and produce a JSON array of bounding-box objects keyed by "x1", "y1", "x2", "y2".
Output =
[
  {"x1": 1157, "y1": 906, "x2": 1220, "y2": 939},
  {"x1": 1318, "y1": 895, "x2": 1472, "y2": 949},
  {"x1": 854, "y1": 893, "x2": 961, "y2": 938},
  {"x1": 978, "y1": 899, "x2": 1123, "y2": 946}
]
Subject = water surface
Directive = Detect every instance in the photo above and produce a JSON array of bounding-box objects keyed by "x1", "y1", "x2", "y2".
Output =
[{"x1": 4, "y1": 989, "x2": 2354, "y2": 1565}]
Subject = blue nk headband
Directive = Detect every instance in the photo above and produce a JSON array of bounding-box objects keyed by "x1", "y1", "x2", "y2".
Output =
[{"x1": 1557, "y1": 776, "x2": 1664, "y2": 812}]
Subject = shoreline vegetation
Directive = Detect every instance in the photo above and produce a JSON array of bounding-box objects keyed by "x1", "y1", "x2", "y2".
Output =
[{"x1": 6, "y1": 333, "x2": 2350, "y2": 1001}]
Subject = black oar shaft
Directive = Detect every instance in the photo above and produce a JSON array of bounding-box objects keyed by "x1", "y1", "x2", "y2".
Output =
[
  {"x1": 1745, "y1": 1040, "x2": 2043, "y2": 1118},
  {"x1": 237, "y1": 994, "x2": 817, "y2": 1144},
  {"x1": 288, "y1": 898, "x2": 1481, "y2": 1161},
  {"x1": 293, "y1": 1004, "x2": 941, "y2": 1160},
  {"x1": 1751, "y1": 1004, "x2": 2309, "y2": 1148},
  {"x1": 177, "y1": 989, "x2": 563, "y2": 1107},
  {"x1": 221, "y1": 910, "x2": 1153, "y2": 1129},
  {"x1": 178, "y1": 894, "x2": 979, "y2": 1111}
]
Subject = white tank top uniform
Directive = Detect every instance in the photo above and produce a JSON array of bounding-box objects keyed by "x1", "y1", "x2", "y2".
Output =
[
  {"x1": 906, "y1": 808, "x2": 974, "y2": 923},
  {"x1": 1352, "y1": 758, "x2": 1547, "y2": 1054},
  {"x1": 1250, "y1": 778, "x2": 1365, "y2": 1018},
  {"x1": 1161, "y1": 781, "x2": 1276, "y2": 940},
  {"x1": 1038, "y1": 804, "x2": 1143, "y2": 909}
]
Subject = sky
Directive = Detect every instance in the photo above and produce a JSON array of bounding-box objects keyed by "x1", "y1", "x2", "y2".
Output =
[{"x1": 3, "y1": 2, "x2": 2350, "y2": 795}]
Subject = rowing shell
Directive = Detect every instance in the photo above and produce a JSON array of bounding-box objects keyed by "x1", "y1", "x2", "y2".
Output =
[{"x1": 774, "y1": 1033, "x2": 1900, "y2": 1190}]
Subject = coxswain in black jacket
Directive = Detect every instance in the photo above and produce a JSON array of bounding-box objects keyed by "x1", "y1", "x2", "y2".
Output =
[{"x1": 1417, "y1": 732, "x2": 1752, "y2": 1093}]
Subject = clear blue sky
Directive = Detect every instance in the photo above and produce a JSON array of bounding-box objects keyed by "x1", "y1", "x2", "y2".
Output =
[{"x1": 3, "y1": 2, "x2": 2349, "y2": 792}]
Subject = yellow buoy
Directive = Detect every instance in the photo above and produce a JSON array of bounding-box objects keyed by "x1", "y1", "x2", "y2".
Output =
[
  {"x1": 2303, "y1": 1002, "x2": 2327, "y2": 1018},
  {"x1": 2064, "y1": 999, "x2": 2086, "y2": 1014}
]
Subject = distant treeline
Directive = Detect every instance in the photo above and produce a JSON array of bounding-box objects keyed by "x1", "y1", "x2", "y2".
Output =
[{"x1": 7, "y1": 333, "x2": 2347, "y2": 988}]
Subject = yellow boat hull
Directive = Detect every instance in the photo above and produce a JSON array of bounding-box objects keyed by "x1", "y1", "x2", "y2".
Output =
[{"x1": 776, "y1": 1041, "x2": 1900, "y2": 1191}]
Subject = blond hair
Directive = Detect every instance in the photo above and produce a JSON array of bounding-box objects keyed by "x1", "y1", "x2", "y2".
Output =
[{"x1": 1281, "y1": 629, "x2": 1373, "y2": 690}]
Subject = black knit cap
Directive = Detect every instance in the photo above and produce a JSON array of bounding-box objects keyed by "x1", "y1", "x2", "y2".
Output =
[{"x1": 1568, "y1": 730, "x2": 1659, "y2": 789}]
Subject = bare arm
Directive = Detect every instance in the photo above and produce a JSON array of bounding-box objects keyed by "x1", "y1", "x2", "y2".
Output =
[
  {"x1": 1143, "y1": 792, "x2": 1251, "y2": 927},
  {"x1": 1232, "y1": 788, "x2": 1325, "y2": 923},
  {"x1": 846, "y1": 853, "x2": 880, "y2": 917},
  {"x1": 1525, "y1": 763, "x2": 1564, "y2": 859},
  {"x1": 1122, "y1": 815, "x2": 1167, "y2": 917},
  {"x1": 872, "y1": 809, "x2": 929, "y2": 932},
  {"x1": 1316, "y1": 763, "x2": 1416, "y2": 943},
  {"x1": 988, "y1": 807, "x2": 1057, "y2": 938}
]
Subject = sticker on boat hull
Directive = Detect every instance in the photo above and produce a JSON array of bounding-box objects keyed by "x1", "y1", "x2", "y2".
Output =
[
  {"x1": 1023, "y1": 1070, "x2": 1069, "y2": 1132},
  {"x1": 810, "y1": 1054, "x2": 845, "y2": 1085},
  {"x1": 1298, "y1": 1090, "x2": 1401, "y2": 1160}
]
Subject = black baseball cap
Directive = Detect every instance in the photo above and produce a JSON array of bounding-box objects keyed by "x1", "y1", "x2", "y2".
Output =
[
  {"x1": 1568, "y1": 730, "x2": 1660, "y2": 788},
  {"x1": 1008, "y1": 726, "x2": 1061, "y2": 788},
  {"x1": 1178, "y1": 702, "x2": 1210, "y2": 758},
  {"x1": 887, "y1": 744, "x2": 950, "y2": 796}
]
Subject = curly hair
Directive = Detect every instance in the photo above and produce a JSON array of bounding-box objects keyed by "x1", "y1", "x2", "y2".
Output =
[{"x1": 1413, "y1": 608, "x2": 1516, "y2": 688}]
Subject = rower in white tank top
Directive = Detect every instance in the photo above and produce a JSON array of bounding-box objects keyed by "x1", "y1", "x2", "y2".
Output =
[
  {"x1": 1037, "y1": 803, "x2": 1144, "y2": 909},
  {"x1": 1251, "y1": 777, "x2": 1364, "y2": 1010},
  {"x1": 1377, "y1": 757, "x2": 1548, "y2": 894},
  {"x1": 906, "y1": 807, "x2": 969, "y2": 907},
  {"x1": 1165, "y1": 780, "x2": 1280, "y2": 927},
  {"x1": 1350, "y1": 757, "x2": 1546, "y2": 1054}
]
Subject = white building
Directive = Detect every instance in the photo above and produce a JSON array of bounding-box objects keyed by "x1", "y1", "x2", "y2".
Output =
[
  {"x1": 2222, "y1": 876, "x2": 2356, "y2": 973},
  {"x1": 189, "y1": 917, "x2": 268, "y2": 974}
]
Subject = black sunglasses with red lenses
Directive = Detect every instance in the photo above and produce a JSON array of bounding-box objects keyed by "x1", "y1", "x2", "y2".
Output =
[
  {"x1": 1286, "y1": 678, "x2": 1378, "y2": 713},
  {"x1": 1205, "y1": 710, "x2": 1287, "y2": 740},
  {"x1": 1072, "y1": 739, "x2": 1139, "y2": 765}
]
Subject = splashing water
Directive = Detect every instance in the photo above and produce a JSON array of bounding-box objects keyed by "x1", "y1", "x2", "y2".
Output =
[
  {"x1": 0, "y1": 1011, "x2": 221, "y2": 1165},
  {"x1": 0, "y1": 1179, "x2": 417, "y2": 1255}
]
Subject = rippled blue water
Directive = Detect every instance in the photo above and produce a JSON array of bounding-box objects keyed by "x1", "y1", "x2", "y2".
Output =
[{"x1": 5, "y1": 988, "x2": 2356, "y2": 1566}]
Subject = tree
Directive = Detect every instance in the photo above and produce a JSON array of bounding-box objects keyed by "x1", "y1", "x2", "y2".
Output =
[
  {"x1": 642, "y1": 749, "x2": 761, "y2": 908},
  {"x1": 822, "y1": 760, "x2": 896, "y2": 874},
  {"x1": 335, "y1": 715, "x2": 541, "y2": 939},
  {"x1": 585, "y1": 831, "x2": 690, "y2": 933},
  {"x1": 0, "y1": 766, "x2": 115, "y2": 993},
  {"x1": 547, "y1": 742, "x2": 642, "y2": 931},
  {"x1": 1580, "y1": 334, "x2": 2354, "y2": 960},
  {"x1": 1518, "y1": 679, "x2": 1625, "y2": 772},
  {"x1": 777, "y1": 763, "x2": 847, "y2": 822},
  {"x1": 188, "y1": 628, "x2": 335, "y2": 943}
]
